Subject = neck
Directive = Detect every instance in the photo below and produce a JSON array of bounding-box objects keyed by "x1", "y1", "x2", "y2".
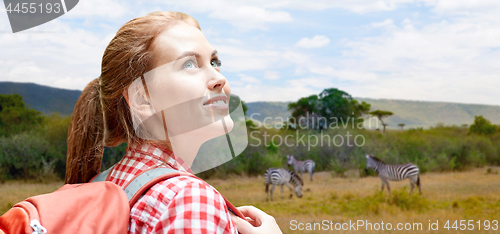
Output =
[
  {"x1": 168, "y1": 115, "x2": 234, "y2": 170},
  {"x1": 373, "y1": 160, "x2": 385, "y2": 173},
  {"x1": 290, "y1": 174, "x2": 300, "y2": 186}
]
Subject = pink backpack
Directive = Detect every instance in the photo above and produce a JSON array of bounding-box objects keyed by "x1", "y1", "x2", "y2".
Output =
[{"x1": 0, "y1": 167, "x2": 244, "y2": 234}]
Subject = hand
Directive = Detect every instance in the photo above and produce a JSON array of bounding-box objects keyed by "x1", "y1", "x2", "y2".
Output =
[{"x1": 230, "y1": 206, "x2": 282, "y2": 234}]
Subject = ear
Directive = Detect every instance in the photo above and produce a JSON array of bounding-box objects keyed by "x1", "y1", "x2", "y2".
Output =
[{"x1": 123, "y1": 82, "x2": 155, "y2": 117}]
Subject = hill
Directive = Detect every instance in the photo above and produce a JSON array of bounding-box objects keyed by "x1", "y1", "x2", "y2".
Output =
[
  {"x1": 0, "y1": 82, "x2": 81, "y2": 115},
  {"x1": 246, "y1": 98, "x2": 500, "y2": 129},
  {"x1": 245, "y1": 101, "x2": 291, "y2": 124},
  {"x1": 357, "y1": 98, "x2": 500, "y2": 129},
  {"x1": 1, "y1": 82, "x2": 499, "y2": 128}
]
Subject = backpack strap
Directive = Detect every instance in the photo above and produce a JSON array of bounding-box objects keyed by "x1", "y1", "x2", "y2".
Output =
[
  {"x1": 124, "y1": 167, "x2": 182, "y2": 206},
  {"x1": 91, "y1": 166, "x2": 114, "y2": 182},
  {"x1": 92, "y1": 166, "x2": 246, "y2": 220}
]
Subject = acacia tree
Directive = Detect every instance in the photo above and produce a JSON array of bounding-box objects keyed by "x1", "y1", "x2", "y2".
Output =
[
  {"x1": 370, "y1": 110, "x2": 393, "y2": 132},
  {"x1": 398, "y1": 123, "x2": 405, "y2": 130}
]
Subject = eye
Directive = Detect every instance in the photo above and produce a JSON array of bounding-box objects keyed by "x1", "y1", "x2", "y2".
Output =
[
  {"x1": 183, "y1": 60, "x2": 197, "y2": 69},
  {"x1": 211, "y1": 59, "x2": 222, "y2": 68}
]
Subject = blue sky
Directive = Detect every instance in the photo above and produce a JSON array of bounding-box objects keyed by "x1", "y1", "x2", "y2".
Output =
[{"x1": 1, "y1": 0, "x2": 499, "y2": 105}]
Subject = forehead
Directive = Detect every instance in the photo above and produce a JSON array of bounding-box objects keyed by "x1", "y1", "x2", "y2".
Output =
[{"x1": 151, "y1": 22, "x2": 213, "y2": 64}]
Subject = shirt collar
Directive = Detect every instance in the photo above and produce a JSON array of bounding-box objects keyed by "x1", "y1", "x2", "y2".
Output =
[{"x1": 126, "y1": 142, "x2": 193, "y2": 174}]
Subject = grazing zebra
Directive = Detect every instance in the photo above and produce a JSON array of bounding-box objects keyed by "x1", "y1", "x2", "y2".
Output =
[
  {"x1": 264, "y1": 168, "x2": 303, "y2": 201},
  {"x1": 287, "y1": 155, "x2": 315, "y2": 181},
  {"x1": 365, "y1": 154, "x2": 421, "y2": 194}
]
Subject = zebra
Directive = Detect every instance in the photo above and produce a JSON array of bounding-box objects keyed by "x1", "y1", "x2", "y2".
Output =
[
  {"x1": 365, "y1": 154, "x2": 422, "y2": 194},
  {"x1": 264, "y1": 168, "x2": 303, "y2": 201},
  {"x1": 286, "y1": 155, "x2": 315, "y2": 181}
]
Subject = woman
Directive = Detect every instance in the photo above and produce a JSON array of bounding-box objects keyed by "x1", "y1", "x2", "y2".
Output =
[{"x1": 65, "y1": 11, "x2": 281, "y2": 234}]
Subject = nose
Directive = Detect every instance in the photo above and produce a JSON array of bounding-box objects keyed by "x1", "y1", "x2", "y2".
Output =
[{"x1": 206, "y1": 69, "x2": 227, "y2": 92}]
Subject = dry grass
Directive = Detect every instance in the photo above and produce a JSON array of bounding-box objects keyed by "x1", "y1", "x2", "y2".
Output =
[
  {"x1": 207, "y1": 167, "x2": 500, "y2": 233},
  {"x1": 0, "y1": 180, "x2": 63, "y2": 214},
  {"x1": 1, "y1": 168, "x2": 499, "y2": 233}
]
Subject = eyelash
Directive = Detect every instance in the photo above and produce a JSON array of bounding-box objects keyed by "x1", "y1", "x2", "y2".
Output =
[
  {"x1": 182, "y1": 58, "x2": 222, "y2": 69},
  {"x1": 183, "y1": 60, "x2": 198, "y2": 69},
  {"x1": 211, "y1": 59, "x2": 222, "y2": 68}
]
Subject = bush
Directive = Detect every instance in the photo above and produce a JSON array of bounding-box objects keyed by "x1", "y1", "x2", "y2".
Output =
[
  {"x1": 0, "y1": 133, "x2": 50, "y2": 181},
  {"x1": 469, "y1": 116, "x2": 497, "y2": 136}
]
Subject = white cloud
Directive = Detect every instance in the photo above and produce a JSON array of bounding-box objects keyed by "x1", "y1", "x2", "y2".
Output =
[
  {"x1": 231, "y1": 80, "x2": 319, "y2": 102},
  {"x1": 214, "y1": 44, "x2": 281, "y2": 72},
  {"x1": 337, "y1": 12, "x2": 500, "y2": 105},
  {"x1": 163, "y1": 0, "x2": 415, "y2": 15},
  {"x1": 161, "y1": 0, "x2": 293, "y2": 31},
  {"x1": 370, "y1": 19, "x2": 395, "y2": 29},
  {"x1": 208, "y1": 5, "x2": 292, "y2": 24},
  {"x1": 239, "y1": 74, "x2": 261, "y2": 84},
  {"x1": 262, "y1": 0, "x2": 415, "y2": 13},
  {"x1": 65, "y1": 0, "x2": 129, "y2": 19},
  {"x1": 288, "y1": 77, "x2": 335, "y2": 89},
  {"x1": 424, "y1": 0, "x2": 500, "y2": 14},
  {"x1": 295, "y1": 35, "x2": 330, "y2": 49},
  {"x1": 0, "y1": 19, "x2": 107, "y2": 90},
  {"x1": 264, "y1": 71, "x2": 280, "y2": 80}
]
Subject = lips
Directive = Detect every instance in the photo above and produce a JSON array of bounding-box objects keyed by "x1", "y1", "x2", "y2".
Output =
[{"x1": 202, "y1": 94, "x2": 229, "y2": 110}]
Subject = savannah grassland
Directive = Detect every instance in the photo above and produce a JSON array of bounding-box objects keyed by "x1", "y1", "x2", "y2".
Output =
[
  {"x1": 210, "y1": 168, "x2": 500, "y2": 234},
  {"x1": 2, "y1": 168, "x2": 499, "y2": 233}
]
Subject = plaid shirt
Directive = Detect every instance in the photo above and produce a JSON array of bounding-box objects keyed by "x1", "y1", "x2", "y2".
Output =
[{"x1": 106, "y1": 143, "x2": 238, "y2": 234}]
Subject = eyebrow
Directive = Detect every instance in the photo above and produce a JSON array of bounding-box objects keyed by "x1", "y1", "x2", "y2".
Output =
[{"x1": 176, "y1": 50, "x2": 218, "y2": 60}]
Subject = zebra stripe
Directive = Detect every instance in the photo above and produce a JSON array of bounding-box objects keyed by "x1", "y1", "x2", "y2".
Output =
[
  {"x1": 265, "y1": 168, "x2": 303, "y2": 201},
  {"x1": 365, "y1": 155, "x2": 422, "y2": 194},
  {"x1": 286, "y1": 155, "x2": 315, "y2": 181}
]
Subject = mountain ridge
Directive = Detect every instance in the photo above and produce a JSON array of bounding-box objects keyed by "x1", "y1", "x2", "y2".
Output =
[{"x1": 1, "y1": 82, "x2": 499, "y2": 128}]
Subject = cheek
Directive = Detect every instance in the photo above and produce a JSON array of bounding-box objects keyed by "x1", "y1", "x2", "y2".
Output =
[
  {"x1": 152, "y1": 77, "x2": 206, "y2": 108},
  {"x1": 223, "y1": 81, "x2": 231, "y2": 94}
]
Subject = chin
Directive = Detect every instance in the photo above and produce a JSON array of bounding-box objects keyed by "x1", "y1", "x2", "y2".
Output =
[{"x1": 195, "y1": 114, "x2": 234, "y2": 139}]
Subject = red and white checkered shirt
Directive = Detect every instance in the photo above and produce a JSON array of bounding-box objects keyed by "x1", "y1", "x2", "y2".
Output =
[{"x1": 106, "y1": 143, "x2": 239, "y2": 234}]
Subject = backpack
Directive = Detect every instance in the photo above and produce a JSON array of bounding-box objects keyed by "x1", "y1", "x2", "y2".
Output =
[{"x1": 0, "y1": 167, "x2": 244, "y2": 234}]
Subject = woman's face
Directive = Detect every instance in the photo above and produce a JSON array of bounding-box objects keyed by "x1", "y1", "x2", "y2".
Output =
[{"x1": 138, "y1": 21, "x2": 232, "y2": 140}]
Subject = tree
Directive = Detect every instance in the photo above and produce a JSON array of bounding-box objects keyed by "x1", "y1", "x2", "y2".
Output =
[
  {"x1": 370, "y1": 110, "x2": 393, "y2": 132},
  {"x1": 0, "y1": 94, "x2": 44, "y2": 137},
  {"x1": 288, "y1": 88, "x2": 371, "y2": 129},
  {"x1": 398, "y1": 123, "x2": 405, "y2": 130},
  {"x1": 288, "y1": 95, "x2": 319, "y2": 121},
  {"x1": 469, "y1": 116, "x2": 497, "y2": 136}
]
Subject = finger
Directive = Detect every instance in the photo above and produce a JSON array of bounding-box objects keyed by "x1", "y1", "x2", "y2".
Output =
[
  {"x1": 237, "y1": 206, "x2": 266, "y2": 226},
  {"x1": 237, "y1": 206, "x2": 266, "y2": 219},
  {"x1": 231, "y1": 214, "x2": 257, "y2": 232},
  {"x1": 245, "y1": 217, "x2": 260, "y2": 227}
]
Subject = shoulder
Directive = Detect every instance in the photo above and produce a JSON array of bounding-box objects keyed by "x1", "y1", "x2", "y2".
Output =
[
  {"x1": 131, "y1": 175, "x2": 221, "y2": 212},
  {"x1": 129, "y1": 175, "x2": 236, "y2": 233},
  {"x1": 149, "y1": 175, "x2": 223, "y2": 204}
]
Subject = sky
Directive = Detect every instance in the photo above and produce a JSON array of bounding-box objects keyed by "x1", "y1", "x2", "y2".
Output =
[{"x1": 0, "y1": 0, "x2": 499, "y2": 106}]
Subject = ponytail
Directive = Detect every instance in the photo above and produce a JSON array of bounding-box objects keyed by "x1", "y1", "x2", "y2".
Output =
[{"x1": 65, "y1": 78, "x2": 104, "y2": 184}]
